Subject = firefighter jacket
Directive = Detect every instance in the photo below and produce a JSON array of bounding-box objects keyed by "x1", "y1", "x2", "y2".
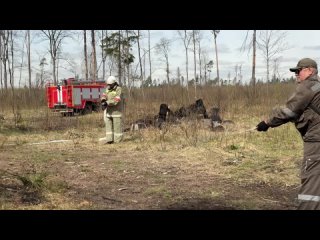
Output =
[
  {"x1": 101, "y1": 85, "x2": 123, "y2": 116},
  {"x1": 267, "y1": 75, "x2": 320, "y2": 142}
]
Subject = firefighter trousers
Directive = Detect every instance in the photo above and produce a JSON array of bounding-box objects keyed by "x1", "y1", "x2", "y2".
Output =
[{"x1": 104, "y1": 112, "x2": 123, "y2": 143}]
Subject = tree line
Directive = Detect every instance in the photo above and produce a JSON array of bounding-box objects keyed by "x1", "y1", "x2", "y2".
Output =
[{"x1": 0, "y1": 30, "x2": 289, "y2": 94}]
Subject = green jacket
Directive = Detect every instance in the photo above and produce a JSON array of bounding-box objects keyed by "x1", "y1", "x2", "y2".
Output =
[
  {"x1": 267, "y1": 75, "x2": 320, "y2": 142},
  {"x1": 101, "y1": 85, "x2": 123, "y2": 116}
]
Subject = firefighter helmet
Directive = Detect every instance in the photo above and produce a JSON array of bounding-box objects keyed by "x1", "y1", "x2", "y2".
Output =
[{"x1": 106, "y1": 76, "x2": 117, "y2": 85}]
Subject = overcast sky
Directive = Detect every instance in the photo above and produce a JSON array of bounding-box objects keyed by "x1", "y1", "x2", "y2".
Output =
[{"x1": 27, "y1": 30, "x2": 320, "y2": 86}]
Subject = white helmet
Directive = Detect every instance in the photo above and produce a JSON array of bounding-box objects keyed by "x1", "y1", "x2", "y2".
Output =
[{"x1": 106, "y1": 76, "x2": 116, "y2": 85}]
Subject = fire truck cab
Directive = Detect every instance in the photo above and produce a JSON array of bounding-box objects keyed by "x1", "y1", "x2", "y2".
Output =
[{"x1": 46, "y1": 78, "x2": 106, "y2": 115}]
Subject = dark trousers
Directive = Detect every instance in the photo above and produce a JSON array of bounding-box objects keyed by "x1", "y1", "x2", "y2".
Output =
[
  {"x1": 298, "y1": 174, "x2": 320, "y2": 210},
  {"x1": 298, "y1": 142, "x2": 320, "y2": 210}
]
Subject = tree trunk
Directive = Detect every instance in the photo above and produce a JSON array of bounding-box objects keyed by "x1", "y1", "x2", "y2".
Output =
[
  {"x1": 18, "y1": 32, "x2": 26, "y2": 88},
  {"x1": 148, "y1": 30, "x2": 152, "y2": 82},
  {"x1": 166, "y1": 60, "x2": 169, "y2": 84},
  {"x1": 8, "y1": 30, "x2": 17, "y2": 124},
  {"x1": 143, "y1": 49, "x2": 146, "y2": 82},
  {"x1": 136, "y1": 30, "x2": 144, "y2": 98},
  {"x1": 84, "y1": 30, "x2": 88, "y2": 80},
  {"x1": 52, "y1": 41, "x2": 57, "y2": 85},
  {"x1": 251, "y1": 30, "x2": 256, "y2": 87},
  {"x1": 267, "y1": 58, "x2": 270, "y2": 83},
  {"x1": 91, "y1": 30, "x2": 97, "y2": 81},
  {"x1": 56, "y1": 51, "x2": 59, "y2": 82},
  {"x1": 214, "y1": 32, "x2": 220, "y2": 85},
  {"x1": 118, "y1": 30, "x2": 122, "y2": 85},
  {"x1": 2, "y1": 31, "x2": 8, "y2": 89},
  {"x1": 0, "y1": 31, "x2": 2, "y2": 90},
  {"x1": 126, "y1": 31, "x2": 130, "y2": 87},
  {"x1": 185, "y1": 31, "x2": 189, "y2": 91},
  {"x1": 102, "y1": 30, "x2": 106, "y2": 80},
  {"x1": 198, "y1": 38, "x2": 202, "y2": 85},
  {"x1": 193, "y1": 30, "x2": 197, "y2": 98},
  {"x1": 27, "y1": 30, "x2": 32, "y2": 93}
]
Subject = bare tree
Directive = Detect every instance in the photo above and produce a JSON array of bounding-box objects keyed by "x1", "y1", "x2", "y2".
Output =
[
  {"x1": 39, "y1": 57, "x2": 48, "y2": 87},
  {"x1": 201, "y1": 50, "x2": 209, "y2": 84},
  {"x1": 257, "y1": 30, "x2": 289, "y2": 82},
  {"x1": 192, "y1": 30, "x2": 199, "y2": 98},
  {"x1": 8, "y1": 30, "x2": 18, "y2": 124},
  {"x1": 91, "y1": 30, "x2": 97, "y2": 81},
  {"x1": 196, "y1": 31, "x2": 204, "y2": 85},
  {"x1": 206, "y1": 60, "x2": 214, "y2": 83},
  {"x1": 135, "y1": 30, "x2": 143, "y2": 87},
  {"x1": 17, "y1": 31, "x2": 26, "y2": 88},
  {"x1": 1, "y1": 30, "x2": 9, "y2": 89},
  {"x1": 271, "y1": 57, "x2": 284, "y2": 82},
  {"x1": 234, "y1": 64, "x2": 238, "y2": 83},
  {"x1": 241, "y1": 30, "x2": 257, "y2": 87},
  {"x1": 155, "y1": 37, "x2": 171, "y2": 84},
  {"x1": 0, "y1": 31, "x2": 2, "y2": 89},
  {"x1": 39, "y1": 30, "x2": 72, "y2": 84},
  {"x1": 8, "y1": 30, "x2": 14, "y2": 89},
  {"x1": 212, "y1": 30, "x2": 220, "y2": 84},
  {"x1": 176, "y1": 67, "x2": 181, "y2": 85},
  {"x1": 148, "y1": 30, "x2": 152, "y2": 82},
  {"x1": 252, "y1": 30, "x2": 257, "y2": 86},
  {"x1": 26, "y1": 30, "x2": 31, "y2": 92},
  {"x1": 125, "y1": 30, "x2": 130, "y2": 87},
  {"x1": 118, "y1": 30, "x2": 122, "y2": 85},
  {"x1": 177, "y1": 30, "x2": 192, "y2": 91},
  {"x1": 238, "y1": 64, "x2": 242, "y2": 85},
  {"x1": 101, "y1": 30, "x2": 107, "y2": 80},
  {"x1": 192, "y1": 30, "x2": 197, "y2": 82},
  {"x1": 83, "y1": 30, "x2": 89, "y2": 80},
  {"x1": 143, "y1": 48, "x2": 146, "y2": 81}
]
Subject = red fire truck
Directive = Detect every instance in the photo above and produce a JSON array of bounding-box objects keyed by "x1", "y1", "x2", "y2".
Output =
[{"x1": 46, "y1": 78, "x2": 106, "y2": 115}]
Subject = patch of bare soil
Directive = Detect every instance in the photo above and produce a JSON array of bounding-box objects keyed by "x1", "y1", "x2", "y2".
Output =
[
  {"x1": 164, "y1": 182, "x2": 297, "y2": 210},
  {"x1": 0, "y1": 178, "x2": 44, "y2": 206},
  {"x1": 0, "y1": 141, "x2": 299, "y2": 210}
]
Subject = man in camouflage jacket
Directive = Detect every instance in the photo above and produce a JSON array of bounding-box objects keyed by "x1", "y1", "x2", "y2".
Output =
[{"x1": 256, "y1": 58, "x2": 320, "y2": 210}]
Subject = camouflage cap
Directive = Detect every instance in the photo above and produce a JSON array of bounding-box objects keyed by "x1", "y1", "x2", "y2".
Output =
[{"x1": 290, "y1": 58, "x2": 318, "y2": 72}]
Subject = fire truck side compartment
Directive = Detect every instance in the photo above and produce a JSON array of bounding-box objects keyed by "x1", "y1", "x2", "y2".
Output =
[
  {"x1": 82, "y1": 88, "x2": 91, "y2": 99},
  {"x1": 73, "y1": 88, "x2": 82, "y2": 105}
]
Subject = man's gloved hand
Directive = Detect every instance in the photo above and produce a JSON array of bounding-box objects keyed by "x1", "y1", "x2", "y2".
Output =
[{"x1": 256, "y1": 121, "x2": 270, "y2": 132}]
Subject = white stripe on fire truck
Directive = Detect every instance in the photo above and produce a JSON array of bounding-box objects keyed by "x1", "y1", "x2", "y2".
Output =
[
  {"x1": 57, "y1": 87, "x2": 60, "y2": 102},
  {"x1": 60, "y1": 87, "x2": 63, "y2": 102}
]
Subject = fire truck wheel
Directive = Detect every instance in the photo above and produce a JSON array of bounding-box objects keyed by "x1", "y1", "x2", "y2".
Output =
[
  {"x1": 82, "y1": 103, "x2": 93, "y2": 115},
  {"x1": 62, "y1": 112, "x2": 74, "y2": 117}
]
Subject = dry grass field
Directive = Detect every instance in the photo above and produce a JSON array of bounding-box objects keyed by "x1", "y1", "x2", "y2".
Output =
[{"x1": 0, "y1": 89, "x2": 302, "y2": 210}]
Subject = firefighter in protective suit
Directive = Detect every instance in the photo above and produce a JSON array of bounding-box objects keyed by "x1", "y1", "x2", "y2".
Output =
[{"x1": 101, "y1": 76, "x2": 124, "y2": 144}]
